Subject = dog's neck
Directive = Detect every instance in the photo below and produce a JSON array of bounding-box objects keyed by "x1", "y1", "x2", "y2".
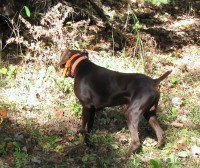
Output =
[{"x1": 62, "y1": 53, "x2": 88, "y2": 78}]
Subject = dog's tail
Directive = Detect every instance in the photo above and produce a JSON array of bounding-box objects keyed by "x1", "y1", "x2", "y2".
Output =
[{"x1": 154, "y1": 70, "x2": 172, "y2": 86}]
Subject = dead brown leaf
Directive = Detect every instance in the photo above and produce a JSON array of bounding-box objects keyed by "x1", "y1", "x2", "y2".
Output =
[{"x1": 171, "y1": 121, "x2": 184, "y2": 128}]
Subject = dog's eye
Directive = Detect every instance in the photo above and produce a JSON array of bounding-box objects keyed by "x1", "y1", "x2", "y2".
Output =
[{"x1": 83, "y1": 50, "x2": 88, "y2": 56}]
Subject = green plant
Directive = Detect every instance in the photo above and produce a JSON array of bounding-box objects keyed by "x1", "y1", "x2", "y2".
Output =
[
  {"x1": 145, "y1": 0, "x2": 170, "y2": 5},
  {"x1": 188, "y1": 104, "x2": 200, "y2": 124},
  {"x1": 0, "y1": 65, "x2": 16, "y2": 86},
  {"x1": 167, "y1": 106, "x2": 177, "y2": 120},
  {"x1": 0, "y1": 67, "x2": 7, "y2": 75},
  {"x1": 98, "y1": 156, "x2": 111, "y2": 166},
  {"x1": 71, "y1": 41, "x2": 80, "y2": 49},
  {"x1": 47, "y1": 135, "x2": 58, "y2": 146},
  {"x1": 24, "y1": 6, "x2": 31, "y2": 17},
  {"x1": 59, "y1": 78, "x2": 74, "y2": 93},
  {"x1": 7, "y1": 65, "x2": 16, "y2": 78},
  {"x1": 13, "y1": 142, "x2": 29, "y2": 168},
  {"x1": 82, "y1": 154, "x2": 89, "y2": 162},
  {"x1": 14, "y1": 151, "x2": 29, "y2": 168},
  {"x1": 171, "y1": 77, "x2": 178, "y2": 85},
  {"x1": 126, "y1": 155, "x2": 142, "y2": 167},
  {"x1": 31, "y1": 127, "x2": 41, "y2": 144},
  {"x1": 81, "y1": 41, "x2": 90, "y2": 48},
  {"x1": 150, "y1": 159, "x2": 162, "y2": 168},
  {"x1": 0, "y1": 143, "x2": 7, "y2": 155},
  {"x1": 70, "y1": 101, "x2": 82, "y2": 118},
  {"x1": 42, "y1": 135, "x2": 60, "y2": 153},
  {"x1": 6, "y1": 3, "x2": 76, "y2": 65},
  {"x1": 165, "y1": 153, "x2": 181, "y2": 167},
  {"x1": 132, "y1": 12, "x2": 145, "y2": 73}
]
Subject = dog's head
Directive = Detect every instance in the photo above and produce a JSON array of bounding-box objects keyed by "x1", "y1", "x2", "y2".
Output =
[
  {"x1": 59, "y1": 49, "x2": 88, "y2": 68},
  {"x1": 59, "y1": 49, "x2": 89, "y2": 77}
]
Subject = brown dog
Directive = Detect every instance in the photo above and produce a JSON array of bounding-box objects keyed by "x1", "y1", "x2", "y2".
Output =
[{"x1": 59, "y1": 49, "x2": 171, "y2": 156}]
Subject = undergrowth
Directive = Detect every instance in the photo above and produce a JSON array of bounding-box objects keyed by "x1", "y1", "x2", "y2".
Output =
[
  {"x1": 0, "y1": 1, "x2": 200, "y2": 168},
  {"x1": 1, "y1": 47, "x2": 199, "y2": 167}
]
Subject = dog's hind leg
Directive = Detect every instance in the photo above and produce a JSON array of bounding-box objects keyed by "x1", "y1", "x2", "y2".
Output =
[
  {"x1": 124, "y1": 104, "x2": 142, "y2": 156},
  {"x1": 143, "y1": 98, "x2": 165, "y2": 147},
  {"x1": 148, "y1": 114, "x2": 165, "y2": 147}
]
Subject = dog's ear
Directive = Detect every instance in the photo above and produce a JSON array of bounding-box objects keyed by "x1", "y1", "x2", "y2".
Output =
[{"x1": 59, "y1": 49, "x2": 71, "y2": 68}]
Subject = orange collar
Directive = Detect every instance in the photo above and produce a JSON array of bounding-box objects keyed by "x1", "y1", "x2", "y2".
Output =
[
  {"x1": 62, "y1": 53, "x2": 88, "y2": 77},
  {"x1": 71, "y1": 56, "x2": 88, "y2": 76}
]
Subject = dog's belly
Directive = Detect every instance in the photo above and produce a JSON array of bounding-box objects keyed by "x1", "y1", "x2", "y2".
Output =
[
  {"x1": 105, "y1": 92, "x2": 131, "y2": 107},
  {"x1": 78, "y1": 89, "x2": 131, "y2": 109}
]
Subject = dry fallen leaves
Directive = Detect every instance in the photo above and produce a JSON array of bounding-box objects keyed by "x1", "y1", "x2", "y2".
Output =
[
  {"x1": 0, "y1": 108, "x2": 7, "y2": 126},
  {"x1": 0, "y1": 107, "x2": 7, "y2": 118},
  {"x1": 143, "y1": 137, "x2": 158, "y2": 147},
  {"x1": 54, "y1": 109, "x2": 63, "y2": 117},
  {"x1": 171, "y1": 121, "x2": 184, "y2": 128}
]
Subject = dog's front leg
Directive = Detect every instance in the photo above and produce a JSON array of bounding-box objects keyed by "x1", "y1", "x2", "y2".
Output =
[{"x1": 80, "y1": 106, "x2": 96, "y2": 146}]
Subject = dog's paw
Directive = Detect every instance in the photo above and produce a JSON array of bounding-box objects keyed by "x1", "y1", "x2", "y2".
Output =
[
  {"x1": 77, "y1": 128, "x2": 86, "y2": 135},
  {"x1": 157, "y1": 139, "x2": 165, "y2": 148},
  {"x1": 85, "y1": 134, "x2": 95, "y2": 148}
]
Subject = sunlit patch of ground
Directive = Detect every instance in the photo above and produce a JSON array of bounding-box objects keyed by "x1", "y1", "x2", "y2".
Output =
[{"x1": 1, "y1": 45, "x2": 200, "y2": 167}]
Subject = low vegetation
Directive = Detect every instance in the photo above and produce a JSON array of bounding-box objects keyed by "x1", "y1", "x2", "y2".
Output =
[{"x1": 0, "y1": 0, "x2": 199, "y2": 167}]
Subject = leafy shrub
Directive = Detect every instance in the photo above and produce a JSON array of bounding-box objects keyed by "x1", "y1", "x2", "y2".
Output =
[
  {"x1": 6, "y1": 3, "x2": 90, "y2": 65},
  {"x1": 145, "y1": 0, "x2": 171, "y2": 5}
]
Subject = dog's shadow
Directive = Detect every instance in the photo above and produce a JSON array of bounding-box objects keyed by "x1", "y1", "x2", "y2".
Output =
[
  {"x1": 94, "y1": 106, "x2": 127, "y2": 132},
  {"x1": 93, "y1": 106, "x2": 166, "y2": 149},
  {"x1": 65, "y1": 106, "x2": 167, "y2": 166}
]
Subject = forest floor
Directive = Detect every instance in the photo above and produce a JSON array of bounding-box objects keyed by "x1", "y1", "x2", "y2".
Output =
[{"x1": 0, "y1": 1, "x2": 200, "y2": 168}]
